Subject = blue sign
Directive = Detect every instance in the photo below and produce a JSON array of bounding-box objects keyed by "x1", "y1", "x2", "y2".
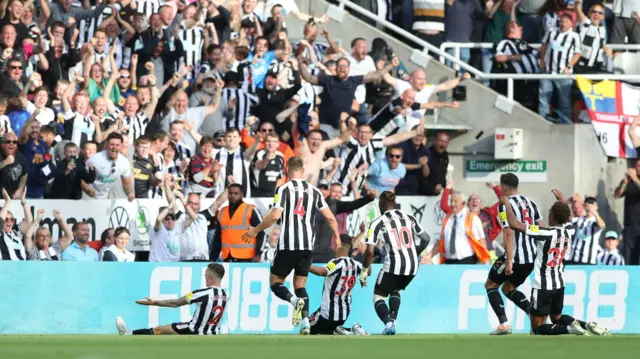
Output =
[{"x1": 0, "y1": 262, "x2": 636, "y2": 334}]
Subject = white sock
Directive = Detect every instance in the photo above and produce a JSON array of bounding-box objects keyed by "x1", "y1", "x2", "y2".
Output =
[
  {"x1": 566, "y1": 325, "x2": 574, "y2": 334},
  {"x1": 289, "y1": 295, "x2": 299, "y2": 306},
  {"x1": 301, "y1": 317, "x2": 309, "y2": 327},
  {"x1": 500, "y1": 321, "x2": 509, "y2": 326},
  {"x1": 125, "y1": 331, "x2": 132, "y2": 335},
  {"x1": 385, "y1": 321, "x2": 394, "y2": 328}
]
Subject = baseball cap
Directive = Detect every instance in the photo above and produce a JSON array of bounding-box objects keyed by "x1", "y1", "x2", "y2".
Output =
[
  {"x1": 605, "y1": 231, "x2": 619, "y2": 240},
  {"x1": 213, "y1": 130, "x2": 226, "y2": 138},
  {"x1": 203, "y1": 71, "x2": 217, "y2": 81}
]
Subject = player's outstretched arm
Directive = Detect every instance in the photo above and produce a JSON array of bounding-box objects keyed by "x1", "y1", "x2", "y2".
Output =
[
  {"x1": 243, "y1": 207, "x2": 283, "y2": 240},
  {"x1": 499, "y1": 196, "x2": 527, "y2": 233},
  {"x1": 136, "y1": 296, "x2": 189, "y2": 308}
]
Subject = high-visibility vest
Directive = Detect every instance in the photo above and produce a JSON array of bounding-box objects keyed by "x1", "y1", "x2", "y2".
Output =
[
  {"x1": 217, "y1": 202, "x2": 256, "y2": 260},
  {"x1": 439, "y1": 210, "x2": 490, "y2": 264}
]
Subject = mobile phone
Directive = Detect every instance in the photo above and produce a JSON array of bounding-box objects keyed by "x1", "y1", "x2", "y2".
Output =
[{"x1": 70, "y1": 156, "x2": 76, "y2": 165}]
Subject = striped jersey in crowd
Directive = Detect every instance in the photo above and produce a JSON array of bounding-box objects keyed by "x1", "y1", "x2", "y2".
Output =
[
  {"x1": 0, "y1": 230, "x2": 26, "y2": 261},
  {"x1": 597, "y1": 249, "x2": 625, "y2": 266},
  {"x1": 495, "y1": 38, "x2": 539, "y2": 74},
  {"x1": 136, "y1": 0, "x2": 162, "y2": 19},
  {"x1": 177, "y1": 23, "x2": 205, "y2": 77},
  {"x1": 123, "y1": 113, "x2": 151, "y2": 144},
  {"x1": 214, "y1": 147, "x2": 251, "y2": 197},
  {"x1": 179, "y1": 287, "x2": 228, "y2": 335},
  {"x1": 63, "y1": 110, "x2": 96, "y2": 148},
  {"x1": 365, "y1": 209, "x2": 424, "y2": 276},
  {"x1": 273, "y1": 179, "x2": 328, "y2": 251},
  {"x1": 526, "y1": 223, "x2": 574, "y2": 290},
  {"x1": 577, "y1": 19, "x2": 606, "y2": 68},
  {"x1": 541, "y1": 28, "x2": 581, "y2": 74},
  {"x1": 497, "y1": 194, "x2": 543, "y2": 264},
  {"x1": 568, "y1": 216, "x2": 602, "y2": 264},
  {"x1": 295, "y1": 41, "x2": 330, "y2": 62},
  {"x1": 333, "y1": 137, "x2": 385, "y2": 195},
  {"x1": 319, "y1": 257, "x2": 363, "y2": 321},
  {"x1": 221, "y1": 88, "x2": 259, "y2": 131},
  {"x1": 77, "y1": 4, "x2": 120, "y2": 47}
]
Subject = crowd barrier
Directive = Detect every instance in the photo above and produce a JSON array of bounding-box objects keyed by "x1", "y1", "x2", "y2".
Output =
[
  {"x1": 0, "y1": 262, "x2": 635, "y2": 334},
  {"x1": 9, "y1": 197, "x2": 446, "y2": 252}
]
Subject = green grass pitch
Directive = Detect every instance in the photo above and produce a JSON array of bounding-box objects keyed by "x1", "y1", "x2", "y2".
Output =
[{"x1": 1, "y1": 335, "x2": 639, "y2": 359}]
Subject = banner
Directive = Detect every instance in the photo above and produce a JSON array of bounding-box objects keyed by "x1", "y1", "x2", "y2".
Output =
[
  {"x1": 0, "y1": 262, "x2": 636, "y2": 334},
  {"x1": 576, "y1": 77, "x2": 640, "y2": 158},
  {"x1": 9, "y1": 196, "x2": 446, "y2": 252}
]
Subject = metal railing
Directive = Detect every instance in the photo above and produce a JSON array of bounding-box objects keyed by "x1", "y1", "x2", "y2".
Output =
[{"x1": 331, "y1": 0, "x2": 640, "y2": 101}]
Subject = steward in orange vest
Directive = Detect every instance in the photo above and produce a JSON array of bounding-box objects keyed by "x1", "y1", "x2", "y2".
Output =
[
  {"x1": 439, "y1": 207, "x2": 491, "y2": 264},
  {"x1": 210, "y1": 188, "x2": 264, "y2": 262}
]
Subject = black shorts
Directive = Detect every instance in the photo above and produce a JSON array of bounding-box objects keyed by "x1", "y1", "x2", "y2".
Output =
[
  {"x1": 488, "y1": 257, "x2": 534, "y2": 287},
  {"x1": 373, "y1": 271, "x2": 415, "y2": 297},
  {"x1": 309, "y1": 310, "x2": 345, "y2": 335},
  {"x1": 170, "y1": 322, "x2": 200, "y2": 335},
  {"x1": 530, "y1": 287, "x2": 565, "y2": 317},
  {"x1": 271, "y1": 249, "x2": 312, "y2": 278}
]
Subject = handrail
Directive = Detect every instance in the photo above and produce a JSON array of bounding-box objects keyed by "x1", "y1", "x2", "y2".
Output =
[{"x1": 333, "y1": 0, "x2": 640, "y2": 101}]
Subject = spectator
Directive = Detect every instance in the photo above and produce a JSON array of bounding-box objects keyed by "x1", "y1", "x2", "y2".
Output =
[
  {"x1": 396, "y1": 126, "x2": 429, "y2": 195},
  {"x1": 170, "y1": 191, "x2": 217, "y2": 262},
  {"x1": 251, "y1": 70, "x2": 300, "y2": 128},
  {"x1": 614, "y1": 157, "x2": 640, "y2": 265},
  {"x1": 260, "y1": 225, "x2": 279, "y2": 264},
  {"x1": 574, "y1": 0, "x2": 611, "y2": 73},
  {"x1": 17, "y1": 118, "x2": 56, "y2": 199},
  {"x1": 49, "y1": 142, "x2": 95, "y2": 199},
  {"x1": 250, "y1": 132, "x2": 285, "y2": 197},
  {"x1": 518, "y1": 0, "x2": 546, "y2": 42},
  {"x1": 87, "y1": 228, "x2": 114, "y2": 260},
  {"x1": 43, "y1": 23, "x2": 80, "y2": 91},
  {"x1": 597, "y1": 231, "x2": 625, "y2": 266},
  {"x1": 484, "y1": 0, "x2": 520, "y2": 76},
  {"x1": 347, "y1": 38, "x2": 377, "y2": 124},
  {"x1": 368, "y1": 89, "x2": 421, "y2": 137},
  {"x1": 539, "y1": 0, "x2": 576, "y2": 33},
  {"x1": 423, "y1": 132, "x2": 451, "y2": 196},
  {"x1": 102, "y1": 227, "x2": 135, "y2": 262},
  {"x1": 188, "y1": 136, "x2": 221, "y2": 197},
  {"x1": 60, "y1": 221, "x2": 98, "y2": 261},
  {"x1": 210, "y1": 183, "x2": 264, "y2": 262},
  {"x1": 24, "y1": 209, "x2": 73, "y2": 261},
  {"x1": 566, "y1": 196, "x2": 605, "y2": 265},
  {"x1": 443, "y1": 0, "x2": 485, "y2": 66},
  {"x1": 0, "y1": 58, "x2": 26, "y2": 98},
  {"x1": 0, "y1": 187, "x2": 32, "y2": 260},
  {"x1": 214, "y1": 128, "x2": 252, "y2": 197},
  {"x1": 610, "y1": 0, "x2": 640, "y2": 44},
  {"x1": 241, "y1": 117, "x2": 295, "y2": 163},
  {"x1": 294, "y1": 125, "x2": 349, "y2": 185},
  {"x1": 366, "y1": 146, "x2": 407, "y2": 194},
  {"x1": 84, "y1": 133, "x2": 135, "y2": 201},
  {"x1": 424, "y1": 190, "x2": 490, "y2": 264},
  {"x1": 538, "y1": 14, "x2": 581, "y2": 124},
  {"x1": 132, "y1": 136, "x2": 160, "y2": 199},
  {"x1": 41, "y1": 0, "x2": 108, "y2": 29},
  {"x1": 149, "y1": 191, "x2": 182, "y2": 262},
  {"x1": 412, "y1": 0, "x2": 446, "y2": 47},
  {"x1": 0, "y1": 132, "x2": 28, "y2": 198}
]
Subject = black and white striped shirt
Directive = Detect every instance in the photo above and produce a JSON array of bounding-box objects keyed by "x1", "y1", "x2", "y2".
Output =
[
  {"x1": 495, "y1": 38, "x2": 539, "y2": 74},
  {"x1": 136, "y1": 0, "x2": 161, "y2": 19},
  {"x1": 541, "y1": 28, "x2": 582, "y2": 74},
  {"x1": 221, "y1": 88, "x2": 259, "y2": 130},
  {"x1": 178, "y1": 24, "x2": 205, "y2": 76},
  {"x1": 78, "y1": 4, "x2": 120, "y2": 47},
  {"x1": 577, "y1": 19, "x2": 606, "y2": 68},
  {"x1": 568, "y1": 216, "x2": 602, "y2": 264},
  {"x1": 498, "y1": 194, "x2": 543, "y2": 264},
  {"x1": 597, "y1": 249, "x2": 625, "y2": 266},
  {"x1": 268, "y1": 60, "x2": 296, "y2": 89},
  {"x1": 319, "y1": 257, "x2": 363, "y2": 321},
  {"x1": 526, "y1": 223, "x2": 574, "y2": 290},
  {"x1": 63, "y1": 110, "x2": 96, "y2": 147},
  {"x1": 273, "y1": 179, "x2": 328, "y2": 251},
  {"x1": 124, "y1": 113, "x2": 150, "y2": 144},
  {"x1": 182, "y1": 286, "x2": 228, "y2": 335},
  {"x1": 365, "y1": 209, "x2": 423, "y2": 276},
  {"x1": 215, "y1": 147, "x2": 251, "y2": 197},
  {"x1": 175, "y1": 141, "x2": 193, "y2": 160},
  {"x1": 333, "y1": 137, "x2": 385, "y2": 195},
  {"x1": 0, "y1": 230, "x2": 26, "y2": 261}
]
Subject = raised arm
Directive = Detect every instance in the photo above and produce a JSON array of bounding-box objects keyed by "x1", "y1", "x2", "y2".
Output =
[
  {"x1": 18, "y1": 191, "x2": 33, "y2": 234},
  {"x1": 297, "y1": 57, "x2": 319, "y2": 85},
  {"x1": 629, "y1": 116, "x2": 640, "y2": 148},
  {"x1": 382, "y1": 118, "x2": 423, "y2": 147},
  {"x1": 53, "y1": 209, "x2": 73, "y2": 251},
  {"x1": 363, "y1": 57, "x2": 399, "y2": 84}
]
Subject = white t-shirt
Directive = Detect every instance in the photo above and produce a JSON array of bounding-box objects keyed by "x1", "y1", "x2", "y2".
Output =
[
  {"x1": 26, "y1": 102, "x2": 55, "y2": 125},
  {"x1": 103, "y1": 245, "x2": 136, "y2": 262},
  {"x1": 85, "y1": 151, "x2": 132, "y2": 199},
  {"x1": 149, "y1": 222, "x2": 183, "y2": 262},
  {"x1": 394, "y1": 79, "x2": 437, "y2": 116},
  {"x1": 177, "y1": 212, "x2": 210, "y2": 261},
  {"x1": 347, "y1": 55, "x2": 376, "y2": 104}
]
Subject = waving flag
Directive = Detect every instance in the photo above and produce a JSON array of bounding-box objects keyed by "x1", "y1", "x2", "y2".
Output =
[{"x1": 576, "y1": 77, "x2": 640, "y2": 158}]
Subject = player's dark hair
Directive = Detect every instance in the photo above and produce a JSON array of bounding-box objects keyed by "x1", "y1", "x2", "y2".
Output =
[
  {"x1": 560, "y1": 13, "x2": 573, "y2": 22},
  {"x1": 83, "y1": 140, "x2": 98, "y2": 149},
  {"x1": 152, "y1": 130, "x2": 168, "y2": 142},
  {"x1": 199, "y1": 136, "x2": 215, "y2": 147},
  {"x1": 228, "y1": 183, "x2": 244, "y2": 195},
  {"x1": 339, "y1": 234, "x2": 353, "y2": 248},
  {"x1": 39, "y1": 124, "x2": 55, "y2": 135},
  {"x1": 500, "y1": 173, "x2": 519, "y2": 189},
  {"x1": 226, "y1": 127, "x2": 240, "y2": 136},
  {"x1": 551, "y1": 201, "x2": 571, "y2": 225},
  {"x1": 584, "y1": 196, "x2": 597, "y2": 205},
  {"x1": 287, "y1": 156, "x2": 304, "y2": 172},
  {"x1": 379, "y1": 191, "x2": 397, "y2": 213},
  {"x1": 207, "y1": 263, "x2": 225, "y2": 279},
  {"x1": 51, "y1": 21, "x2": 65, "y2": 31},
  {"x1": 64, "y1": 142, "x2": 78, "y2": 151}
]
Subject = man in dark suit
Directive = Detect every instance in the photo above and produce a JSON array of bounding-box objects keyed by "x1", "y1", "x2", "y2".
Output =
[{"x1": 48, "y1": 142, "x2": 96, "y2": 199}]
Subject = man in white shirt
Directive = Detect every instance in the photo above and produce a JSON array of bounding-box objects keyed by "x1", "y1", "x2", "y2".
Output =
[
  {"x1": 149, "y1": 200, "x2": 183, "y2": 262},
  {"x1": 347, "y1": 38, "x2": 377, "y2": 123},
  {"x1": 84, "y1": 133, "x2": 135, "y2": 201},
  {"x1": 439, "y1": 191, "x2": 486, "y2": 264}
]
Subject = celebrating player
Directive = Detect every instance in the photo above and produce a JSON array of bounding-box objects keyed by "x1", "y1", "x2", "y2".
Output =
[
  {"x1": 116, "y1": 263, "x2": 228, "y2": 335},
  {"x1": 485, "y1": 173, "x2": 543, "y2": 335},
  {"x1": 360, "y1": 191, "x2": 430, "y2": 335},
  {"x1": 242, "y1": 156, "x2": 341, "y2": 335},
  {"x1": 308, "y1": 234, "x2": 368, "y2": 335},
  {"x1": 500, "y1": 190, "x2": 609, "y2": 336}
]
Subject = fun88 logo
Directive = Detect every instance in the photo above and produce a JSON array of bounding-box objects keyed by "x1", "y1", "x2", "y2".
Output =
[{"x1": 148, "y1": 264, "x2": 295, "y2": 334}]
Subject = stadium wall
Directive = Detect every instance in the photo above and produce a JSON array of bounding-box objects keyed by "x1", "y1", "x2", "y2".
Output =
[{"x1": 0, "y1": 262, "x2": 634, "y2": 334}]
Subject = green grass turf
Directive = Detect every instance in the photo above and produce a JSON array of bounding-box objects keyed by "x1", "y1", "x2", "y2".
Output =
[{"x1": 1, "y1": 335, "x2": 639, "y2": 359}]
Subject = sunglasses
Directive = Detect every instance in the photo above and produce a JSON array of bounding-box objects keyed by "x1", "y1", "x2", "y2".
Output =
[
  {"x1": 8, "y1": 65, "x2": 22, "y2": 70},
  {"x1": 164, "y1": 216, "x2": 176, "y2": 221},
  {"x1": 591, "y1": 10, "x2": 604, "y2": 15},
  {"x1": 3, "y1": 140, "x2": 17, "y2": 145},
  {"x1": 260, "y1": 128, "x2": 274, "y2": 133},
  {"x1": 120, "y1": 74, "x2": 130, "y2": 79},
  {"x1": 5, "y1": 217, "x2": 15, "y2": 222},
  {"x1": 388, "y1": 154, "x2": 402, "y2": 159}
]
